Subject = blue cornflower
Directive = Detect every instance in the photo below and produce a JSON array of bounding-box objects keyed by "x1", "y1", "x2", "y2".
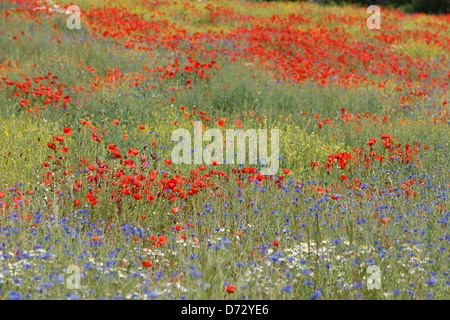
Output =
[
  {"x1": 425, "y1": 279, "x2": 436, "y2": 286},
  {"x1": 54, "y1": 274, "x2": 65, "y2": 284},
  {"x1": 40, "y1": 282, "x2": 53, "y2": 289},
  {"x1": 129, "y1": 271, "x2": 141, "y2": 278},
  {"x1": 281, "y1": 285, "x2": 293, "y2": 293},
  {"x1": 309, "y1": 290, "x2": 322, "y2": 300},
  {"x1": 7, "y1": 291, "x2": 23, "y2": 300},
  {"x1": 285, "y1": 273, "x2": 293, "y2": 277},
  {"x1": 145, "y1": 290, "x2": 158, "y2": 299},
  {"x1": 190, "y1": 271, "x2": 202, "y2": 278},
  {"x1": 301, "y1": 269, "x2": 310, "y2": 276},
  {"x1": 41, "y1": 252, "x2": 54, "y2": 260},
  {"x1": 83, "y1": 262, "x2": 93, "y2": 270},
  {"x1": 353, "y1": 282, "x2": 365, "y2": 290}
]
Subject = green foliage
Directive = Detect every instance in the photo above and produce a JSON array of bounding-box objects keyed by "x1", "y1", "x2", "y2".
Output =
[{"x1": 262, "y1": 0, "x2": 449, "y2": 14}]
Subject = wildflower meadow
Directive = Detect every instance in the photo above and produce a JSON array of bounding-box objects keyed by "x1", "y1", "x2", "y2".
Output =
[{"x1": 0, "y1": 0, "x2": 448, "y2": 302}]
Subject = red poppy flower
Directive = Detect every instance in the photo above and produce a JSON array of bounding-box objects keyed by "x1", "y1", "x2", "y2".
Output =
[
  {"x1": 272, "y1": 241, "x2": 279, "y2": 246},
  {"x1": 127, "y1": 148, "x2": 139, "y2": 156},
  {"x1": 60, "y1": 146, "x2": 70, "y2": 153},
  {"x1": 123, "y1": 159, "x2": 135, "y2": 168},
  {"x1": 107, "y1": 144, "x2": 118, "y2": 152},
  {"x1": 367, "y1": 138, "x2": 377, "y2": 147},
  {"x1": 112, "y1": 150, "x2": 122, "y2": 159},
  {"x1": 142, "y1": 261, "x2": 153, "y2": 267},
  {"x1": 63, "y1": 127, "x2": 72, "y2": 135},
  {"x1": 379, "y1": 217, "x2": 391, "y2": 224},
  {"x1": 90, "y1": 133, "x2": 101, "y2": 143},
  {"x1": 158, "y1": 236, "x2": 167, "y2": 245},
  {"x1": 226, "y1": 285, "x2": 235, "y2": 293},
  {"x1": 47, "y1": 142, "x2": 56, "y2": 151}
]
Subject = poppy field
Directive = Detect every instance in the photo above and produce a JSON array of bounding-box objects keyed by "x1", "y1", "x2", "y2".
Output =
[{"x1": 0, "y1": 0, "x2": 449, "y2": 300}]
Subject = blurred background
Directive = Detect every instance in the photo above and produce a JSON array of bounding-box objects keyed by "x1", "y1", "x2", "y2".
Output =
[{"x1": 263, "y1": 0, "x2": 449, "y2": 14}]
